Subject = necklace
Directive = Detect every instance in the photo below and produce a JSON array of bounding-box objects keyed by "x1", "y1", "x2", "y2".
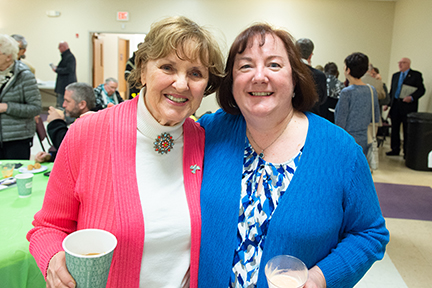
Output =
[{"x1": 247, "y1": 112, "x2": 294, "y2": 160}]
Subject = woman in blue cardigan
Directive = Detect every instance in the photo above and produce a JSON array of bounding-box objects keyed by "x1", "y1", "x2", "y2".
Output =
[{"x1": 198, "y1": 24, "x2": 389, "y2": 288}]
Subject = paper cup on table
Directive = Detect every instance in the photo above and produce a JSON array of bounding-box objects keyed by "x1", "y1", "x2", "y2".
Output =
[
  {"x1": 15, "y1": 173, "x2": 33, "y2": 198},
  {"x1": 265, "y1": 255, "x2": 308, "y2": 288},
  {"x1": 62, "y1": 229, "x2": 117, "y2": 288}
]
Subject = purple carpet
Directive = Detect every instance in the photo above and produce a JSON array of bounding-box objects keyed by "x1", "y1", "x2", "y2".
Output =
[{"x1": 375, "y1": 182, "x2": 432, "y2": 221}]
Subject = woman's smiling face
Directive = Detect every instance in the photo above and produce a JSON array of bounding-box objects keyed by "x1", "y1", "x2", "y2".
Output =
[
  {"x1": 141, "y1": 48, "x2": 209, "y2": 126},
  {"x1": 232, "y1": 33, "x2": 295, "y2": 121}
]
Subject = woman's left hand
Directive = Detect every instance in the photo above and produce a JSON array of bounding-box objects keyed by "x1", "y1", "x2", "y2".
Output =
[
  {"x1": 0, "y1": 103, "x2": 7, "y2": 113},
  {"x1": 304, "y1": 265, "x2": 326, "y2": 288}
]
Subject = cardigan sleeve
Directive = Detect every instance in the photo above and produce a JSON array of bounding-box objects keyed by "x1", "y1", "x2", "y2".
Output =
[
  {"x1": 316, "y1": 147, "x2": 389, "y2": 287},
  {"x1": 334, "y1": 88, "x2": 349, "y2": 129},
  {"x1": 373, "y1": 88, "x2": 380, "y2": 124},
  {"x1": 26, "y1": 120, "x2": 81, "y2": 278}
]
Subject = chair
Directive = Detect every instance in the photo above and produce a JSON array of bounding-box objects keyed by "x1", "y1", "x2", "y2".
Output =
[
  {"x1": 35, "y1": 115, "x2": 54, "y2": 152},
  {"x1": 377, "y1": 118, "x2": 391, "y2": 147}
]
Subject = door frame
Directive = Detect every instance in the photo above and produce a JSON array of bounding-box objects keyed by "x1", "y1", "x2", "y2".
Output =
[{"x1": 89, "y1": 32, "x2": 146, "y2": 90}]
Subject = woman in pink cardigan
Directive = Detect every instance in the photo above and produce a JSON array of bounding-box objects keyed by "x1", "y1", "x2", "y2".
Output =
[{"x1": 27, "y1": 16, "x2": 224, "y2": 288}]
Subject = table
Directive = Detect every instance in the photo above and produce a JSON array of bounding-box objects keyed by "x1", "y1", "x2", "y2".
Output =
[
  {"x1": 0, "y1": 161, "x2": 53, "y2": 288},
  {"x1": 37, "y1": 81, "x2": 57, "y2": 109}
]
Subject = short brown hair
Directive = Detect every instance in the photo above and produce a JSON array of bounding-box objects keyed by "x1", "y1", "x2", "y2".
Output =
[
  {"x1": 129, "y1": 16, "x2": 225, "y2": 96},
  {"x1": 217, "y1": 23, "x2": 317, "y2": 115}
]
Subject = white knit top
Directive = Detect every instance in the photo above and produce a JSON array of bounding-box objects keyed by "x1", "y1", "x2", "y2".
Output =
[{"x1": 136, "y1": 94, "x2": 191, "y2": 287}]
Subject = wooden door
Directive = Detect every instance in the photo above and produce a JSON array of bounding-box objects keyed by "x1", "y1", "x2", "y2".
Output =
[
  {"x1": 118, "y1": 38, "x2": 129, "y2": 100},
  {"x1": 92, "y1": 34, "x2": 104, "y2": 87}
]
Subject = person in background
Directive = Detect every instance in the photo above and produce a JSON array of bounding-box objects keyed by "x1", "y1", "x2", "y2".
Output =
[
  {"x1": 361, "y1": 64, "x2": 386, "y2": 101},
  {"x1": 27, "y1": 16, "x2": 224, "y2": 288},
  {"x1": 10, "y1": 34, "x2": 36, "y2": 75},
  {"x1": 371, "y1": 66, "x2": 380, "y2": 79},
  {"x1": 359, "y1": 63, "x2": 388, "y2": 154},
  {"x1": 0, "y1": 34, "x2": 41, "y2": 159},
  {"x1": 51, "y1": 41, "x2": 77, "y2": 108},
  {"x1": 93, "y1": 77, "x2": 124, "y2": 111},
  {"x1": 371, "y1": 66, "x2": 391, "y2": 146},
  {"x1": 315, "y1": 64, "x2": 324, "y2": 72},
  {"x1": 322, "y1": 62, "x2": 345, "y2": 123},
  {"x1": 384, "y1": 57, "x2": 425, "y2": 157},
  {"x1": 198, "y1": 24, "x2": 388, "y2": 288},
  {"x1": 125, "y1": 43, "x2": 143, "y2": 99},
  {"x1": 295, "y1": 38, "x2": 327, "y2": 117},
  {"x1": 335, "y1": 52, "x2": 381, "y2": 157},
  {"x1": 34, "y1": 82, "x2": 95, "y2": 163},
  {"x1": 372, "y1": 66, "x2": 390, "y2": 109}
]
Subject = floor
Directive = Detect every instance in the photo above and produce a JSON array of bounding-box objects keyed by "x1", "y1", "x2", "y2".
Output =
[
  {"x1": 30, "y1": 131, "x2": 432, "y2": 287},
  {"x1": 355, "y1": 140, "x2": 432, "y2": 288}
]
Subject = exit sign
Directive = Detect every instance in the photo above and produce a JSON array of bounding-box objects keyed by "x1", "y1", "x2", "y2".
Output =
[{"x1": 117, "y1": 12, "x2": 129, "y2": 21}]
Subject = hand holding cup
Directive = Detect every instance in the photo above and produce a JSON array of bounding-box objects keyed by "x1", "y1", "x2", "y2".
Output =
[
  {"x1": 47, "y1": 106, "x2": 65, "y2": 122},
  {"x1": 46, "y1": 251, "x2": 76, "y2": 288},
  {"x1": 265, "y1": 255, "x2": 308, "y2": 288},
  {"x1": 62, "y1": 229, "x2": 117, "y2": 288}
]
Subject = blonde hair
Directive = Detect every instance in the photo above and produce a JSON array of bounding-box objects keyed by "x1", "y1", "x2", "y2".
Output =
[{"x1": 129, "y1": 16, "x2": 225, "y2": 96}]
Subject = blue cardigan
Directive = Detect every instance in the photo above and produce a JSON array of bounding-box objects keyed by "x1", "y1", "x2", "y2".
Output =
[{"x1": 198, "y1": 110, "x2": 389, "y2": 288}]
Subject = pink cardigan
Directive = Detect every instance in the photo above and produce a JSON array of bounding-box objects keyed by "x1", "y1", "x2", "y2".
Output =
[{"x1": 27, "y1": 96, "x2": 204, "y2": 287}]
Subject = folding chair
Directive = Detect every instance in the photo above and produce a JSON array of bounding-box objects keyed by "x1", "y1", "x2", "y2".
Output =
[
  {"x1": 377, "y1": 117, "x2": 391, "y2": 148},
  {"x1": 35, "y1": 115, "x2": 54, "y2": 152}
]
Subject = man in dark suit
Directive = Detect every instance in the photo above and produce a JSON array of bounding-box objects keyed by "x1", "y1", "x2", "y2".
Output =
[
  {"x1": 51, "y1": 41, "x2": 77, "y2": 108},
  {"x1": 384, "y1": 57, "x2": 425, "y2": 157},
  {"x1": 296, "y1": 38, "x2": 327, "y2": 117}
]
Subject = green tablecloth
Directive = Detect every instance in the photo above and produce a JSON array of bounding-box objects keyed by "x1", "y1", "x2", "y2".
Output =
[{"x1": 0, "y1": 161, "x2": 53, "y2": 288}]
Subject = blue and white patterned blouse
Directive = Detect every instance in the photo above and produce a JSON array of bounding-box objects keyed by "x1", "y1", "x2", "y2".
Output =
[{"x1": 229, "y1": 139, "x2": 302, "y2": 288}]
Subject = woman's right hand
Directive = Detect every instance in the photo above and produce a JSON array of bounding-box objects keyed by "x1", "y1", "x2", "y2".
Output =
[
  {"x1": 304, "y1": 265, "x2": 326, "y2": 288},
  {"x1": 46, "y1": 251, "x2": 76, "y2": 288}
]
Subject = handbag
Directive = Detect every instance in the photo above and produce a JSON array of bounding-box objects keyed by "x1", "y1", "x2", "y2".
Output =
[{"x1": 367, "y1": 85, "x2": 379, "y2": 170}]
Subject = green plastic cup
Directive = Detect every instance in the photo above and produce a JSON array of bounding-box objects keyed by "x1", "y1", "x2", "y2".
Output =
[
  {"x1": 62, "y1": 229, "x2": 117, "y2": 288},
  {"x1": 15, "y1": 173, "x2": 33, "y2": 198}
]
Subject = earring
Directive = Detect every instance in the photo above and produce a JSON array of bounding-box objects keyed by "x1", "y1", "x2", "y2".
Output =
[{"x1": 292, "y1": 92, "x2": 295, "y2": 98}]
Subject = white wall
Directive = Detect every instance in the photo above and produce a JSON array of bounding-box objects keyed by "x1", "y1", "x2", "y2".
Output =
[
  {"x1": 4, "y1": 0, "x2": 428, "y2": 115},
  {"x1": 0, "y1": 0, "x2": 396, "y2": 78},
  {"x1": 390, "y1": 0, "x2": 432, "y2": 112}
]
